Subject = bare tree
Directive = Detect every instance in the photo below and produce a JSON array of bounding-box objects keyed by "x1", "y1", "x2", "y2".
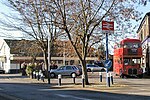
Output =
[
  {"x1": 51, "y1": 0, "x2": 147, "y2": 85},
  {"x1": 0, "y1": 0, "x2": 63, "y2": 72}
]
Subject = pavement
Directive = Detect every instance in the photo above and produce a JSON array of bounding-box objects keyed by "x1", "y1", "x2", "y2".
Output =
[
  {"x1": 1, "y1": 72, "x2": 150, "y2": 100},
  {"x1": 0, "y1": 72, "x2": 122, "y2": 100},
  {"x1": 0, "y1": 72, "x2": 127, "y2": 91}
]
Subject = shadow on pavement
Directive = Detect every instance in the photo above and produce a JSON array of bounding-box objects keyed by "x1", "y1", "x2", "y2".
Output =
[
  {"x1": 0, "y1": 74, "x2": 29, "y2": 79},
  {"x1": 0, "y1": 82, "x2": 150, "y2": 100}
]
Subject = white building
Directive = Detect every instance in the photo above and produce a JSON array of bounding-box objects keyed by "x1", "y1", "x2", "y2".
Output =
[
  {"x1": 0, "y1": 39, "x2": 12, "y2": 73},
  {"x1": 137, "y1": 12, "x2": 150, "y2": 75}
]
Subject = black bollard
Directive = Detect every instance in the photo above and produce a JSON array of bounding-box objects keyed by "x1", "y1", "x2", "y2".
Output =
[
  {"x1": 40, "y1": 71, "x2": 44, "y2": 82},
  {"x1": 33, "y1": 71, "x2": 36, "y2": 79},
  {"x1": 106, "y1": 73, "x2": 110, "y2": 87},
  {"x1": 82, "y1": 75, "x2": 85, "y2": 88},
  {"x1": 91, "y1": 68, "x2": 94, "y2": 74},
  {"x1": 48, "y1": 71, "x2": 50, "y2": 84},
  {"x1": 110, "y1": 73, "x2": 114, "y2": 84},
  {"x1": 37, "y1": 70, "x2": 40, "y2": 81},
  {"x1": 99, "y1": 72, "x2": 102, "y2": 82},
  {"x1": 72, "y1": 73, "x2": 76, "y2": 84},
  {"x1": 36, "y1": 72, "x2": 38, "y2": 80},
  {"x1": 42, "y1": 76, "x2": 44, "y2": 82},
  {"x1": 41, "y1": 75, "x2": 44, "y2": 82},
  {"x1": 58, "y1": 74, "x2": 62, "y2": 86},
  {"x1": 31, "y1": 71, "x2": 33, "y2": 79}
]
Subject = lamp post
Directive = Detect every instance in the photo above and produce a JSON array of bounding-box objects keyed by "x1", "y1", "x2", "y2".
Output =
[
  {"x1": 48, "y1": 35, "x2": 51, "y2": 84},
  {"x1": 63, "y1": 41, "x2": 65, "y2": 66},
  {"x1": 62, "y1": 35, "x2": 67, "y2": 66},
  {"x1": 47, "y1": 11, "x2": 56, "y2": 84}
]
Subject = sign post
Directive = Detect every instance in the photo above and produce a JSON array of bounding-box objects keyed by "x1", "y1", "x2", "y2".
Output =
[
  {"x1": 104, "y1": 59, "x2": 112, "y2": 87},
  {"x1": 102, "y1": 21, "x2": 114, "y2": 87}
]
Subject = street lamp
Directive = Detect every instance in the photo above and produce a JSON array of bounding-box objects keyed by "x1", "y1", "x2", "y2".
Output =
[
  {"x1": 61, "y1": 35, "x2": 67, "y2": 66},
  {"x1": 63, "y1": 41, "x2": 65, "y2": 66},
  {"x1": 48, "y1": 35, "x2": 51, "y2": 84}
]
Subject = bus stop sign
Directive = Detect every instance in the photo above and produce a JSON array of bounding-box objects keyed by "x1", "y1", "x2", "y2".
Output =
[{"x1": 104, "y1": 60, "x2": 112, "y2": 69}]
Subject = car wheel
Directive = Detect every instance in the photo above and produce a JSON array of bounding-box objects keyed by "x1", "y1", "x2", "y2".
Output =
[
  {"x1": 120, "y1": 74, "x2": 125, "y2": 78},
  {"x1": 87, "y1": 68, "x2": 91, "y2": 72},
  {"x1": 50, "y1": 73, "x2": 56, "y2": 78},
  {"x1": 101, "y1": 69, "x2": 105, "y2": 72},
  {"x1": 71, "y1": 73, "x2": 77, "y2": 78}
]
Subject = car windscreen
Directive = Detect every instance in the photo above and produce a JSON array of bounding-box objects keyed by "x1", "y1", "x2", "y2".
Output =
[{"x1": 58, "y1": 66, "x2": 65, "y2": 70}]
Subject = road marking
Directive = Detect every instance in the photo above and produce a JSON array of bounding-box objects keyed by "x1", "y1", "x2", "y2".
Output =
[
  {"x1": 0, "y1": 88, "x2": 3, "y2": 90},
  {"x1": 55, "y1": 94, "x2": 93, "y2": 100},
  {"x1": 139, "y1": 89, "x2": 148, "y2": 91}
]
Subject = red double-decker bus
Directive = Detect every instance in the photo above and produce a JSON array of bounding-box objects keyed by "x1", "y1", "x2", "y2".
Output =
[{"x1": 113, "y1": 38, "x2": 143, "y2": 78}]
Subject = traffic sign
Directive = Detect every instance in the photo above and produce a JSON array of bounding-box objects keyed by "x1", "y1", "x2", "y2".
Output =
[
  {"x1": 102, "y1": 21, "x2": 114, "y2": 33},
  {"x1": 104, "y1": 59, "x2": 112, "y2": 69}
]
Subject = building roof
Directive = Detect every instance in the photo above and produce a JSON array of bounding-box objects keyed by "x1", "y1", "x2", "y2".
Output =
[
  {"x1": 4, "y1": 39, "x2": 43, "y2": 56},
  {"x1": 3, "y1": 39, "x2": 98, "y2": 58},
  {"x1": 136, "y1": 12, "x2": 150, "y2": 33}
]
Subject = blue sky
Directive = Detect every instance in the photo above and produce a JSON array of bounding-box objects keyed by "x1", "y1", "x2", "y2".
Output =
[
  {"x1": 137, "y1": 2, "x2": 150, "y2": 17},
  {"x1": 0, "y1": 0, "x2": 23, "y2": 39},
  {"x1": 135, "y1": 2, "x2": 150, "y2": 30}
]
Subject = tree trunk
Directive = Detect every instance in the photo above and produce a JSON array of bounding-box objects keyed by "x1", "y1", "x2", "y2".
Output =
[
  {"x1": 81, "y1": 60, "x2": 89, "y2": 85},
  {"x1": 43, "y1": 50, "x2": 49, "y2": 77}
]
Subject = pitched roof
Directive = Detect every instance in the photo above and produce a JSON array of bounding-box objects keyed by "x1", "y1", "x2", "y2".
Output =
[
  {"x1": 137, "y1": 12, "x2": 150, "y2": 33},
  {"x1": 4, "y1": 39, "x2": 43, "y2": 56}
]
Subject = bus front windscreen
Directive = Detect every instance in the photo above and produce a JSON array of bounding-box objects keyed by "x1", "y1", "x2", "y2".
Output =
[{"x1": 124, "y1": 42, "x2": 140, "y2": 48}]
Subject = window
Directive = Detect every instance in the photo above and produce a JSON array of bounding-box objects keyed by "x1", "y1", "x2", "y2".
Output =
[
  {"x1": 58, "y1": 60, "x2": 63, "y2": 64},
  {"x1": 124, "y1": 59, "x2": 129, "y2": 65},
  {"x1": 66, "y1": 66, "x2": 72, "y2": 70},
  {"x1": 124, "y1": 42, "x2": 140, "y2": 48},
  {"x1": 58, "y1": 66, "x2": 65, "y2": 70},
  {"x1": 124, "y1": 58, "x2": 141, "y2": 65},
  {"x1": 132, "y1": 58, "x2": 141, "y2": 64}
]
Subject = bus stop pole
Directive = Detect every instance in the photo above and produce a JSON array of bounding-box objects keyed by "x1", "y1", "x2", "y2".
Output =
[
  {"x1": 106, "y1": 33, "x2": 109, "y2": 64},
  {"x1": 106, "y1": 33, "x2": 110, "y2": 87}
]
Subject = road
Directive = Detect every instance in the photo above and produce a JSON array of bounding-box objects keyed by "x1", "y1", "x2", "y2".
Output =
[{"x1": 0, "y1": 73, "x2": 150, "y2": 100}]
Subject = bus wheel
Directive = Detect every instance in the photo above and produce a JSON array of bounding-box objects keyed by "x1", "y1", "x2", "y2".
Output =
[
  {"x1": 120, "y1": 74, "x2": 124, "y2": 78},
  {"x1": 138, "y1": 74, "x2": 143, "y2": 78}
]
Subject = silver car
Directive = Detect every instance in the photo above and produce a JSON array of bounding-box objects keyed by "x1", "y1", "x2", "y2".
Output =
[
  {"x1": 86, "y1": 64, "x2": 106, "y2": 72},
  {"x1": 50, "y1": 65, "x2": 80, "y2": 78}
]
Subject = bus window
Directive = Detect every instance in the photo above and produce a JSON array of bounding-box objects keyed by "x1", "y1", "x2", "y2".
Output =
[
  {"x1": 133, "y1": 43, "x2": 140, "y2": 48},
  {"x1": 124, "y1": 59, "x2": 129, "y2": 65},
  {"x1": 124, "y1": 58, "x2": 141, "y2": 65},
  {"x1": 132, "y1": 58, "x2": 141, "y2": 64},
  {"x1": 124, "y1": 42, "x2": 140, "y2": 48}
]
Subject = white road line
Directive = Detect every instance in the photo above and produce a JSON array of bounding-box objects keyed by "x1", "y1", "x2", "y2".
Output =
[
  {"x1": 139, "y1": 89, "x2": 148, "y2": 91},
  {"x1": 0, "y1": 88, "x2": 3, "y2": 90},
  {"x1": 55, "y1": 94, "x2": 93, "y2": 100}
]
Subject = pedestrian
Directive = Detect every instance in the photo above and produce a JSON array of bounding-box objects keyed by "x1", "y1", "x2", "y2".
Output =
[
  {"x1": 21, "y1": 62, "x2": 27, "y2": 76},
  {"x1": 52, "y1": 62, "x2": 58, "y2": 69}
]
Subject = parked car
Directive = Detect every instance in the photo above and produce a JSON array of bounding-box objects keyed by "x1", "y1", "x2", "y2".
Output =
[
  {"x1": 86, "y1": 64, "x2": 106, "y2": 72},
  {"x1": 0, "y1": 70, "x2": 5, "y2": 74},
  {"x1": 49, "y1": 65, "x2": 81, "y2": 78},
  {"x1": 76, "y1": 65, "x2": 82, "y2": 75}
]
